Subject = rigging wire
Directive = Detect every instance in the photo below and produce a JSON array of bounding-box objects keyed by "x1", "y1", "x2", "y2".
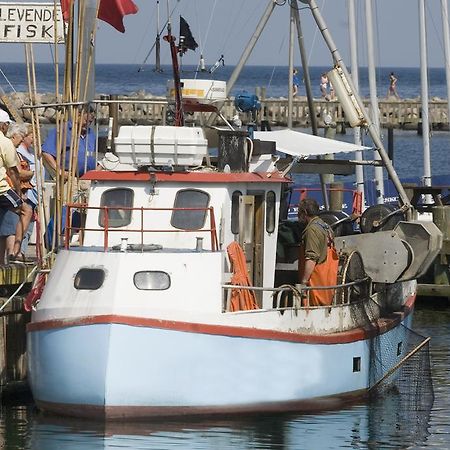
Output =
[
  {"x1": 0, "y1": 67, "x2": 18, "y2": 93},
  {"x1": 307, "y1": 0, "x2": 326, "y2": 67},
  {"x1": 137, "y1": 0, "x2": 183, "y2": 72},
  {"x1": 215, "y1": 0, "x2": 246, "y2": 67},
  {"x1": 267, "y1": 34, "x2": 287, "y2": 92},
  {"x1": 194, "y1": 0, "x2": 217, "y2": 75},
  {"x1": 133, "y1": 3, "x2": 157, "y2": 65}
]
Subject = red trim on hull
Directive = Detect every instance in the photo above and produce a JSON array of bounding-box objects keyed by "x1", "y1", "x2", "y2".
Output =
[
  {"x1": 36, "y1": 390, "x2": 368, "y2": 420},
  {"x1": 27, "y1": 295, "x2": 416, "y2": 344},
  {"x1": 81, "y1": 170, "x2": 290, "y2": 183}
]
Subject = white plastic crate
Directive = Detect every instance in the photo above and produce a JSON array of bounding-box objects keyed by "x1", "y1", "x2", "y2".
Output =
[{"x1": 114, "y1": 125, "x2": 208, "y2": 167}]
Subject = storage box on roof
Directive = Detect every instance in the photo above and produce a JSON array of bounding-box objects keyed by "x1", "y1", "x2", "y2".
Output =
[{"x1": 114, "y1": 125, "x2": 208, "y2": 167}]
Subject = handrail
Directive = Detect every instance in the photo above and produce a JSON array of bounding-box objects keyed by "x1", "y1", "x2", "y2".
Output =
[
  {"x1": 222, "y1": 277, "x2": 371, "y2": 310},
  {"x1": 64, "y1": 203, "x2": 219, "y2": 252}
]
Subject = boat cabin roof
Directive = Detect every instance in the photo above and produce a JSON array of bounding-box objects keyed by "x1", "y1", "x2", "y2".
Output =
[{"x1": 82, "y1": 170, "x2": 291, "y2": 184}]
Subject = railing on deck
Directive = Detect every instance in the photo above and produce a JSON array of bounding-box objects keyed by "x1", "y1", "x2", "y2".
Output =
[
  {"x1": 64, "y1": 203, "x2": 219, "y2": 252},
  {"x1": 222, "y1": 277, "x2": 371, "y2": 312}
]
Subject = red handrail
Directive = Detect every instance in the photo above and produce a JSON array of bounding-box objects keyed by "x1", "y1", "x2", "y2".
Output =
[{"x1": 63, "y1": 203, "x2": 219, "y2": 252}]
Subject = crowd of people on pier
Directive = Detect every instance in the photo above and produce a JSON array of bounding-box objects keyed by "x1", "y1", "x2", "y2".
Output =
[{"x1": 0, "y1": 106, "x2": 97, "y2": 266}]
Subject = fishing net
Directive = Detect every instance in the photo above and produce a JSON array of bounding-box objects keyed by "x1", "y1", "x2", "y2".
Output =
[{"x1": 366, "y1": 325, "x2": 434, "y2": 446}]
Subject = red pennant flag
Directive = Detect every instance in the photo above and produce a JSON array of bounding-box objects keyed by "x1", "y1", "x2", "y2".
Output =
[{"x1": 60, "y1": 0, "x2": 138, "y2": 33}]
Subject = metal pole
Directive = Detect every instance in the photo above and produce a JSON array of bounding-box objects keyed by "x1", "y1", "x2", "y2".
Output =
[
  {"x1": 348, "y1": 0, "x2": 365, "y2": 207},
  {"x1": 80, "y1": 0, "x2": 97, "y2": 103},
  {"x1": 441, "y1": 0, "x2": 450, "y2": 135},
  {"x1": 288, "y1": 6, "x2": 295, "y2": 129},
  {"x1": 306, "y1": 0, "x2": 411, "y2": 209},
  {"x1": 419, "y1": 0, "x2": 432, "y2": 188},
  {"x1": 292, "y1": 0, "x2": 329, "y2": 209},
  {"x1": 365, "y1": 0, "x2": 384, "y2": 204}
]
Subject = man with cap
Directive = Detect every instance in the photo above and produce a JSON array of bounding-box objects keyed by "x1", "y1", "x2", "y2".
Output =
[
  {"x1": 0, "y1": 110, "x2": 22, "y2": 262},
  {"x1": 42, "y1": 107, "x2": 97, "y2": 178}
]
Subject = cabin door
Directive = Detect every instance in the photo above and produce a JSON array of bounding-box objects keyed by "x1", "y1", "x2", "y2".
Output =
[{"x1": 239, "y1": 194, "x2": 264, "y2": 305}]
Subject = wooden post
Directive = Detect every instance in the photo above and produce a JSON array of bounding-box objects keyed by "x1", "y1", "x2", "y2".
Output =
[
  {"x1": 109, "y1": 94, "x2": 119, "y2": 152},
  {"x1": 329, "y1": 182, "x2": 344, "y2": 211}
]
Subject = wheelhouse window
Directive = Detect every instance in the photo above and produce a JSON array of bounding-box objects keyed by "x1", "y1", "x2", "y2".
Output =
[
  {"x1": 98, "y1": 188, "x2": 134, "y2": 228},
  {"x1": 231, "y1": 191, "x2": 241, "y2": 235},
  {"x1": 134, "y1": 271, "x2": 171, "y2": 290},
  {"x1": 74, "y1": 268, "x2": 105, "y2": 290},
  {"x1": 266, "y1": 191, "x2": 276, "y2": 234},
  {"x1": 171, "y1": 189, "x2": 210, "y2": 230}
]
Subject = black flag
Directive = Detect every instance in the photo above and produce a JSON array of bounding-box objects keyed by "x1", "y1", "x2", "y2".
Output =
[{"x1": 179, "y1": 16, "x2": 198, "y2": 54}]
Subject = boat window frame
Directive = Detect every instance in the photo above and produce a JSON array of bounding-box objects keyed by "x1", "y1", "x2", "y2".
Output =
[
  {"x1": 98, "y1": 187, "x2": 134, "y2": 229},
  {"x1": 170, "y1": 188, "x2": 210, "y2": 230},
  {"x1": 134, "y1": 271, "x2": 171, "y2": 291},
  {"x1": 74, "y1": 268, "x2": 106, "y2": 290},
  {"x1": 231, "y1": 190, "x2": 242, "y2": 235},
  {"x1": 266, "y1": 190, "x2": 276, "y2": 234}
]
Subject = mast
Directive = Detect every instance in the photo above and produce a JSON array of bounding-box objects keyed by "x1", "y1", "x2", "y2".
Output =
[
  {"x1": 348, "y1": 0, "x2": 365, "y2": 207},
  {"x1": 154, "y1": 0, "x2": 162, "y2": 73},
  {"x1": 164, "y1": 5, "x2": 184, "y2": 126},
  {"x1": 292, "y1": 0, "x2": 329, "y2": 210},
  {"x1": 306, "y1": 0, "x2": 411, "y2": 210},
  {"x1": 288, "y1": 6, "x2": 295, "y2": 129},
  {"x1": 365, "y1": 0, "x2": 384, "y2": 204},
  {"x1": 441, "y1": 0, "x2": 450, "y2": 138},
  {"x1": 419, "y1": 0, "x2": 432, "y2": 188}
]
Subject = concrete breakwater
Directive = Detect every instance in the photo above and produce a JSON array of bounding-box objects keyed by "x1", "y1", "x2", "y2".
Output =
[{"x1": 7, "y1": 91, "x2": 450, "y2": 130}]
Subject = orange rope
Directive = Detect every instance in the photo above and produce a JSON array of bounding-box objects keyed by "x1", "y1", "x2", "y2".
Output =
[{"x1": 227, "y1": 242, "x2": 259, "y2": 312}]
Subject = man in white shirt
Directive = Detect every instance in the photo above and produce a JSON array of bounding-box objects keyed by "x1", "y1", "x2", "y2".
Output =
[{"x1": 0, "y1": 109, "x2": 22, "y2": 262}]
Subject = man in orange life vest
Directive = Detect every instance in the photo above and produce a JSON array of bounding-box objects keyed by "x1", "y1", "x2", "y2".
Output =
[{"x1": 297, "y1": 198, "x2": 339, "y2": 306}]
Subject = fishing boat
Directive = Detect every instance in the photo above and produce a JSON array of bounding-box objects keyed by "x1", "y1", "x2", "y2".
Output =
[{"x1": 26, "y1": 0, "x2": 443, "y2": 419}]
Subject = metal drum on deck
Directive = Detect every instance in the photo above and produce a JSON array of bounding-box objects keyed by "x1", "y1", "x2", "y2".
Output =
[{"x1": 360, "y1": 204, "x2": 405, "y2": 233}]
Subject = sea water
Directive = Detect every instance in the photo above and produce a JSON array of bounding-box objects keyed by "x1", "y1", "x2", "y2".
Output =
[{"x1": 1, "y1": 63, "x2": 449, "y2": 99}]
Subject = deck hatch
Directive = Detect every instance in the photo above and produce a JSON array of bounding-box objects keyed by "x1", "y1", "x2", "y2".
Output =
[
  {"x1": 74, "y1": 268, "x2": 105, "y2": 290},
  {"x1": 134, "y1": 271, "x2": 171, "y2": 290}
]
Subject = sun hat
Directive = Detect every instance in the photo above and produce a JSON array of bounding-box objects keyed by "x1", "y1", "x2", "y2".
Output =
[
  {"x1": 99, "y1": 152, "x2": 120, "y2": 171},
  {"x1": 0, "y1": 109, "x2": 12, "y2": 123}
]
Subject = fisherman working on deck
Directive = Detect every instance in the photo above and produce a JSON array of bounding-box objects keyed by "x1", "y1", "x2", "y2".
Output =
[
  {"x1": 297, "y1": 198, "x2": 339, "y2": 306},
  {"x1": 42, "y1": 107, "x2": 97, "y2": 178}
]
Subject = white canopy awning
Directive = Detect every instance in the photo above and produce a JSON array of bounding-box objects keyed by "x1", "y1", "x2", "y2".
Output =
[{"x1": 253, "y1": 129, "x2": 370, "y2": 157}]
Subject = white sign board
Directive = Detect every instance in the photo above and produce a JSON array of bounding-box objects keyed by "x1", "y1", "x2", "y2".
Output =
[{"x1": 0, "y1": 2, "x2": 64, "y2": 43}]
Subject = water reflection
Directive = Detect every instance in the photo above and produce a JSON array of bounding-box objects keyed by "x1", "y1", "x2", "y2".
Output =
[
  {"x1": 23, "y1": 385, "x2": 432, "y2": 450},
  {"x1": 0, "y1": 306, "x2": 446, "y2": 450}
]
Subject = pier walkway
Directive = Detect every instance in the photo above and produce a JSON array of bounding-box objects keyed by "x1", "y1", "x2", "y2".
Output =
[{"x1": 16, "y1": 93, "x2": 450, "y2": 131}]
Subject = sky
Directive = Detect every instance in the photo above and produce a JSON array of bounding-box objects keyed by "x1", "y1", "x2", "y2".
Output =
[{"x1": 0, "y1": 0, "x2": 449, "y2": 68}]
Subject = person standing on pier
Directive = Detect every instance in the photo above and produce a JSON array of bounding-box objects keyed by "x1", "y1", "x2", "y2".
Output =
[
  {"x1": 293, "y1": 68, "x2": 300, "y2": 97},
  {"x1": 320, "y1": 73, "x2": 329, "y2": 99},
  {"x1": 388, "y1": 72, "x2": 400, "y2": 99}
]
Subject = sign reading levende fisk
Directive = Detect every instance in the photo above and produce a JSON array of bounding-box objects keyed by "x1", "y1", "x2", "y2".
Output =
[{"x1": 0, "y1": 2, "x2": 64, "y2": 43}]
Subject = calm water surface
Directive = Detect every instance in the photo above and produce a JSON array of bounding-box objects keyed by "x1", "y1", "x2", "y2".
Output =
[{"x1": 0, "y1": 302, "x2": 448, "y2": 449}]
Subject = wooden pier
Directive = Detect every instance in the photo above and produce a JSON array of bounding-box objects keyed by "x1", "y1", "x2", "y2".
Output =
[
  {"x1": 17, "y1": 93, "x2": 450, "y2": 131},
  {"x1": 93, "y1": 96, "x2": 450, "y2": 130},
  {"x1": 0, "y1": 264, "x2": 36, "y2": 396}
]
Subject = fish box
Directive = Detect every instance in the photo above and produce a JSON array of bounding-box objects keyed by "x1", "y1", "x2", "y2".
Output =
[{"x1": 114, "y1": 126, "x2": 208, "y2": 167}]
